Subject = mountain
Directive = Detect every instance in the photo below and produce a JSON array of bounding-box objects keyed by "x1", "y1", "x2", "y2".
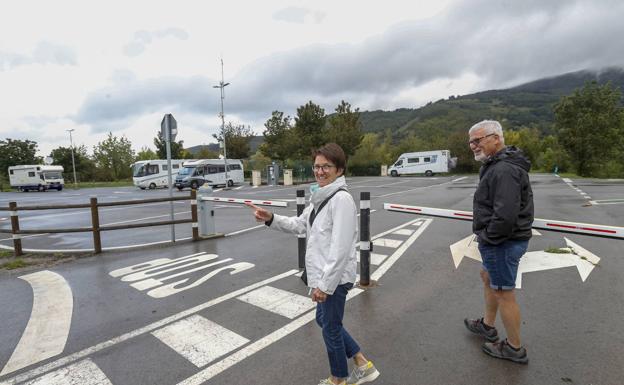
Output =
[
  {"x1": 356, "y1": 67, "x2": 624, "y2": 138},
  {"x1": 186, "y1": 136, "x2": 264, "y2": 156}
]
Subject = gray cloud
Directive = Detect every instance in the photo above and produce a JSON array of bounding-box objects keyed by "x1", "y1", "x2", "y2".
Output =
[
  {"x1": 123, "y1": 28, "x2": 189, "y2": 57},
  {"x1": 0, "y1": 41, "x2": 76, "y2": 71},
  {"x1": 77, "y1": 0, "x2": 624, "y2": 132},
  {"x1": 273, "y1": 7, "x2": 326, "y2": 24}
]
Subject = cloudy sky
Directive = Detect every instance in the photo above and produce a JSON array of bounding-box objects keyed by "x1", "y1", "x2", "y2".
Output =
[{"x1": 2, "y1": 0, "x2": 624, "y2": 156}]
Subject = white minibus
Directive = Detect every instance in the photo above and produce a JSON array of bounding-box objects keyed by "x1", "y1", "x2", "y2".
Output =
[
  {"x1": 132, "y1": 159, "x2": 186, "y2": 189},
  {"x1": 174, "y1": 159, "x2": 244, "y2": 190}
]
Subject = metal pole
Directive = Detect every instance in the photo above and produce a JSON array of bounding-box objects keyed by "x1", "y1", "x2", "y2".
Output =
[
  {"x1": 90, "y1": 196, "x2": 102, "y2": 254},
  {"x1": 67, "y1": 129, "x2": 78, "y2": 188},
  {"x1": 165, "y1": 116, "x2": 175, "y2": 242},
  {"x1": 296, "y1": 189, "x2": 306, "y2": 268},
  {"x1": 9, "y1": 202, "x2": 23, "y2": 256},
  {"x1": 359, "y1": 192, "x2": 371, "y2": 286},
  {"x1": 191, "y1": 189, "x2": 199, "y2": 241},
  {"x1": 213, "y1": 59, "x2": 230, "y2": 188}
]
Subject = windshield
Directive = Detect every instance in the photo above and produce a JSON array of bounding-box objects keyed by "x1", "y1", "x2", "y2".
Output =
[
  {"x1": 133, "y1": 163, "x2": 159, "y2": 177},
  {"x1": 178, "y1": 166, "x2": 194, "y2": 176},
  {"x1": 43, "y1": 172, "x2": 63, "y2": 180}
]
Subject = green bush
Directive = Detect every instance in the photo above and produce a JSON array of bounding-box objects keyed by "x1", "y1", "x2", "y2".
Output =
[{"x1": 348, "y1": 162, "x2": 382, "y2": 176}]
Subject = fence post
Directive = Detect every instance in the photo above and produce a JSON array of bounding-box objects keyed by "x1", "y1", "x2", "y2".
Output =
[
  {"x1": 296, "y1": 189, "x2": 306, "y2": 269},
  {"x1": 9, "y1": 202, "x2": 23, "y2": 257},
  {"x1": 191, "y1": 190, "x2": 199, "y2": 241},
  {"x1": 90, "y1": 196, "x2": 102, "y2": 254},
  {"x1": 359, "y1": 192, "x2": 371, "y2": 286}
]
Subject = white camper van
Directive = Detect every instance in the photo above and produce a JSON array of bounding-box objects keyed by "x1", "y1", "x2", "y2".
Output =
[
  {"x1": 8, "y1": 165, "x2": 65, "y2": 191},
  {"x1": 174, "y1": 159, "x2": 244, "y2": 190},
  {"x1": 131, "y1": 159, "x2": 186, "y2": 189},
  {"x1": 388, "y1": 150, "x2": 454, "y2": 177}
]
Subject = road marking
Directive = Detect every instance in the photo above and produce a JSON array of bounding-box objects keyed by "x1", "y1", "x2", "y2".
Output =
[
  {"x1": 234, "y1": 186, "x2": 244, "y2": 190},
  {"x1": 237, "y1": 286, "x2": 315, "y2": 319},
  {"x1": 1, "y1": 271, "x2": 73, "y2": 376},
  {"x1": 589, "y1": 198, "x2": 624, "y2": 205},
  {"x1": 22, "y1": 359, "x2": 111, "y2": 385},
  {"x1": 152, "y1": 315, "x2": 250, "y2": 367},
  {"x1": 357, "y1": 253, "x2": 387, "y2": 265},
  {"x1": 0, "y1": 270, "x2": 298, "y2": 385},
  {"x1": 373, "y1": 238, "x2": 403, "y2": 248},
  {"x1": 176, "y1": 218, "x2": 432, "y2": 385},
  {"x1": 452, "y1": 176, "x2": 468, "y2": 182},
  {"x1": 373, "y1": 180, "x2": 453, "y2": 198},
  {"x1": 393, "y1": 229, "x2": 414, "y2": 236}
]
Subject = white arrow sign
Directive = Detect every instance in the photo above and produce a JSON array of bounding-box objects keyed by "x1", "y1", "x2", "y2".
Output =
[{"x1": 449, "y1": 235, "x2": 600, "y2": 288}]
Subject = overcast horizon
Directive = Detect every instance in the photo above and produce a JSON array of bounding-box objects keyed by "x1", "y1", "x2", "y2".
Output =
[{"x1": 2, "y1": 0, "x2": 624, "y2": 157}]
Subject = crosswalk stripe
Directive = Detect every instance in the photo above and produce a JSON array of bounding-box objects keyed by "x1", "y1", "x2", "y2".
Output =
[
  {"x1": 372, "y1": 238, "x2": 403, "y2": 248},
  {"x1": 23, "y1": 359, "x2": 112, "y2": 385},
  {"x1": 392, "y1": 229, "x2": 414, "y2": 236},
  {"x1": 151, "y1": 315, "x2": 250, "y2": 367},
  {"x1": 357, "y1": 253, "x2": 388, "y2": 265},
  {"x1": 237, "y1": 286, "x2": 315, "y2": 319}
]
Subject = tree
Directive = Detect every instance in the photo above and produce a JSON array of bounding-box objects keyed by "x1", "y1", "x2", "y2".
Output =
[
  {"x1": 136, "y1": 146, "x2": 157, "y2": 161},
  {"x1": 50, "y1": 145, "x2": 96, "y2": 182},
  {"x1": 213, "y1": 122, "x2": 254, "y2": 159},
  {"x1": 327, "y1": 100, "x2": 363, "y2": 159},
  {"x1": 194, "y1": 147, "x2": 220, "y2": 159},
  {"x1": 0, "y1": 139, "x2": 42, "y2": 177},
  {"x1": 261, "y1": 111, "x2": 296, "y2": 161},
  {"x1": 92, "y1": 132, "x2": 136, "y2": 180},
  {"x1": 293, "y1": 101, "x2": 326, "y2": 158},
  {"x1": 154, "y1": 132, "x2": 188, "y2": 159},
  {"x1": 554, "y1": 81, "x2": 624, "y2": 176}
]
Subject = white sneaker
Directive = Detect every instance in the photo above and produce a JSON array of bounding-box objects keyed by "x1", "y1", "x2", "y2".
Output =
[
  {"x1": 318, "y1": 378, "x2": 346, "y2": 385},
  {"x1": 346, "y1": 361, "x2": 380, "y2": 385}
]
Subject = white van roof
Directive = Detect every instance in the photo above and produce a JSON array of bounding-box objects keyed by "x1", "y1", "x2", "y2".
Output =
[{"x1": 182, "y1": 159, "x2": 242, "y2": 167}]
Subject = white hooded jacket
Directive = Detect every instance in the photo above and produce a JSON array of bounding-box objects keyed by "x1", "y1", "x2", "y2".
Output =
[{"x1": 269, "y1": 176, "x2": 357, "y2": 295}]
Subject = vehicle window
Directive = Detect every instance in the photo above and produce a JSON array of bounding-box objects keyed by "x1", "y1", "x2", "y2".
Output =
[
  {"x1": 408, "y1": 158, "x2": 419, "y2": 164},
  {"x1": 146, "y1": 165, "x2": 158, "y2": 174},
  {"x1": 9, "y1": 170, "x2": 13, "y2": 175},
  {"x1": 28, "y1": 171, "x2": 35, "y2": 177},
  {"x1": 423, "y1": 157, "x2": 431, "y2": 163},
  {"x1": 205, "y1": 166, "x2": 216, "y2": 174},
  {"x1": 228, "y1": 164, "x2": 241, "y2": 170},
  {"x1": 395, "y1": 159, "x2": 403, "y2": 166},
  {"x1": 195, "y1": 167, "x2": 204, "y2": 176},
  {"x1": 178, "y1": 167, "x2": 193, "y2": 176},
  {"x1": 173, "y1": 164, "x2": 179, "y2": 169},
  {"x1": 162, "y1": 165, "x2": 168, "y2": 171},
  {"x1": 431, "y1": 155, "x2": 437, "y2": 163},
  {"x1": 218, "y1": 165, "x2": 225, "y2": 173}
]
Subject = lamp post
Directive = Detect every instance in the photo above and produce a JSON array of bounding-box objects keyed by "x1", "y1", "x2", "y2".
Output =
[
  {"x1": 213, "y1": 59, "x2": 230, "y2": 188},
  {"x1": 66, "y1": 129, "x2": 78, "y2": 188}
]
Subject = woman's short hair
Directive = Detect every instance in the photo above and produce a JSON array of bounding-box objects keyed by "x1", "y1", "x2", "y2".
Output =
[{"x1": 312, "y1": 143, "x2": 347, "y2": 173}]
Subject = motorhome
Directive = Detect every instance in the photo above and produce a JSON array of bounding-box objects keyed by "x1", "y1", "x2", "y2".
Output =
[
  {"x1": 131, "y1": 159, "x2": 186, "y2": 189},
  {"x1": 174, "y1": 159, "x2": 244, "y2": 190},
  {"x1": 8, "y1": 165, "x2": 65, "y2": 191},
  {"x1": 388, "y1": 150, "x2": 455, "y2": 177}
]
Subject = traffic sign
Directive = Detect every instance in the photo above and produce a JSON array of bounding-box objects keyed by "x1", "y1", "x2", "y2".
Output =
[{"x1": 160, "y1": 114, "x2": 178, "y2": 142}]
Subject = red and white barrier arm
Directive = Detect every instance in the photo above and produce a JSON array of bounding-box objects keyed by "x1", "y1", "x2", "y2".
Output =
[
  {"x1": 383, "y1": 203, "x2": 624, "y2": 239},
  {"x1": 201, "y1": 197, "x2": 288, "y2": 207}
]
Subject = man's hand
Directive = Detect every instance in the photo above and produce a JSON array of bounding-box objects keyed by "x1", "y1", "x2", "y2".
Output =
[
  {"x1": 312, "y1": 288, "x2": 327, "y2": 303},
  {"x1": 245, "y1": 202, "x2": 273, "y2": 222}
]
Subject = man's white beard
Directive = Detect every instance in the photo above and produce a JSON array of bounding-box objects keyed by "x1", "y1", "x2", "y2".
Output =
[{"x1": 474, "y1": 152, "x2": 488, "y2": 162}]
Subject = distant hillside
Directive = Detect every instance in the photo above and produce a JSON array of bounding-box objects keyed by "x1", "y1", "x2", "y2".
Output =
[
  {"x1": 357, "y1": 67, "x2": 624, "y2": 138},
  {"x1": 186, "y1": 136, "x2": 264, "y2": 156}
]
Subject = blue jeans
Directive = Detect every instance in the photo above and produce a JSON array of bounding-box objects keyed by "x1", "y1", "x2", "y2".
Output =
[
  {"x1": 479, "y1": 240, "x2": 529, "y2": 290},
  {"x1": 315, "y1": 283, "x2": 360, "y2": 378}
]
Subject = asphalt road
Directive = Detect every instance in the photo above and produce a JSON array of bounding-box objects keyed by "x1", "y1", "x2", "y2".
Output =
[{"x1": 1, "y1": 174, "x2": 623, "y2": 385}]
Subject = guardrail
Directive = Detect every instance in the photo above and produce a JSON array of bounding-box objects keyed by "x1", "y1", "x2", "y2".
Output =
[{"x1": 0, "y1": 190, "x2": 200, "y2": 256}]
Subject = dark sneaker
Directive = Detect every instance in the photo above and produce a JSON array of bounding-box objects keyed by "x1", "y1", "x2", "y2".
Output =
[
  {"x1": 464, "y1": 318, "x2": 499, "y2": 342},
  {"x1": 482, "y1": 339, "x2": 529, "y2": 364}
]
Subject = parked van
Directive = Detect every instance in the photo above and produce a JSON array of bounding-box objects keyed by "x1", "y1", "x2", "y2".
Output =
[
  {"x1": 174, "y1": 159, "x2": 244, "y2": 190},
  {"x1": 131, "y1": 159, "x2": 186, "y2": 189},
  {"x1": 8, "y1": 165, "x2": 65, "y2": 191},
  {"x1": 388, "y1": 150, "x2": 455, "y2": 177}
]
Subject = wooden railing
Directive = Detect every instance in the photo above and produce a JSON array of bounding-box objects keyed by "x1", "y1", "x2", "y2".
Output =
[{"x1": 0, "y1": 190, "x2": 199, "y2": 256}]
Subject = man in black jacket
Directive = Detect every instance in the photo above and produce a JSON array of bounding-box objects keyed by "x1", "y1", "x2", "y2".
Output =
[{"x1": 463, "y1": 120, "x2": 534, "y2": 364}]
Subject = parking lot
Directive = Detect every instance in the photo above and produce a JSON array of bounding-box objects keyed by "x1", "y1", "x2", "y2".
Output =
[{"x1": 1, "y1": 174, "x2": 623, "y2": 385}]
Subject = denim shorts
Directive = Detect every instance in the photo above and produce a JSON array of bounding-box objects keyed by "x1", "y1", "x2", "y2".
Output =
[{"x1": 479, "y1": 239, "x2": 529, "y2": 290}]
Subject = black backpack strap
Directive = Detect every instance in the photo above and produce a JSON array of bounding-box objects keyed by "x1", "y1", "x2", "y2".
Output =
[{"x1": 308, "y1": 188, "x2": 347, "y2": 227}]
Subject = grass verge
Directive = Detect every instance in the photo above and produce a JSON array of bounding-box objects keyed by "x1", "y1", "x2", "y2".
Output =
[{"x1": 0, "y1": 251, "x2": 91, "y2": 271}]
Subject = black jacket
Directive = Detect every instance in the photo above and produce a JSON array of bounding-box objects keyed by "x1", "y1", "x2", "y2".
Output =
[{"x1": 473, "y1": 146, "x2": 534, "y2": 245}]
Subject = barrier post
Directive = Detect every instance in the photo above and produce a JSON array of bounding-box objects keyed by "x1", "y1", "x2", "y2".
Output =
[
  {"x1": 296, "y1": 189, "x2": 306, "y2": 269},
  {"x1": 190, "y1": 189, "x2": 199, "y2": 241},
  {"x1": 9, "y1": 202, "x2": 23, "y2": 257},
  {"x1": 90, "y1": 196, "x2": 102, "y2": 254},
  {"x1": 359, "y1": 192, "x2": 371, "y2": 286}
]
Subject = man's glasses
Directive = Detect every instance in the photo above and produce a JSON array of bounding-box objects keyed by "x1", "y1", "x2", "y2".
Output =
[
  {"x1": 312, "y1": 164, "x2": 336, "y2": 172},
  {"x1": 469, "y1": 133, "x2": 497, "y2": 146}
]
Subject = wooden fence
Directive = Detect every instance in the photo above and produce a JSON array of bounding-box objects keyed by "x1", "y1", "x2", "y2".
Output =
[{"x1": 0, "y1": 190, "x2": 199, "y2": 256}]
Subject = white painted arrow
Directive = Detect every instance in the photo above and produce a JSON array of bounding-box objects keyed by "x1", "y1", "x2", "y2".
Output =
[{"x1": 449, "y1": 235, "x2": 600, "y2": 289}]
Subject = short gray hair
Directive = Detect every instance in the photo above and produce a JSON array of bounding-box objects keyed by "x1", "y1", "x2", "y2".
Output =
[{"x1": 469, "y1": 120, "x2": 504, "y2": 143}]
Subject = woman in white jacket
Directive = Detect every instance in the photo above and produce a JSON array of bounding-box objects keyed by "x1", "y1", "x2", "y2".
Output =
[{"x1": 247, "y1": 143, "x2": 380, "y2": 385}]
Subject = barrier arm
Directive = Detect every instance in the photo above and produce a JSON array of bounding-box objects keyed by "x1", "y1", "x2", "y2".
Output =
[{"x1": 383, "y1": 203, "x2": 624, "y2": 240}]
